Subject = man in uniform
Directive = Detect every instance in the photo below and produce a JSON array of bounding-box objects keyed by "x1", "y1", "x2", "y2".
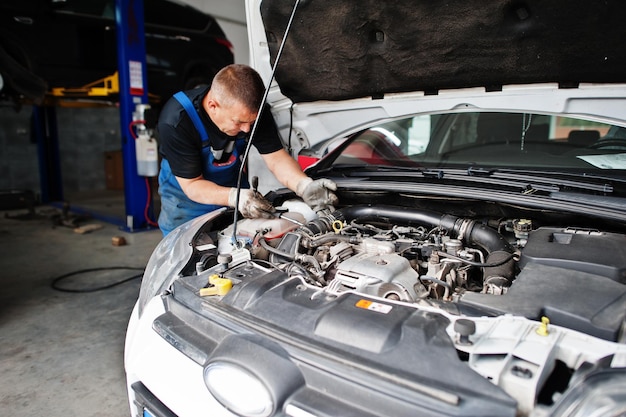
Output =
[{"x1": 156, "y1": 64, "x2": 337, "y2": 236}]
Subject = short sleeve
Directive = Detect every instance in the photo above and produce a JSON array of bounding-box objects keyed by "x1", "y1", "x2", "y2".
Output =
[
  {"x1": 157, "y1": 99, "x2": 204, "y2": 179},
  {"x1": 252, "y1": 106, "x2": 285, "y2": 155}
]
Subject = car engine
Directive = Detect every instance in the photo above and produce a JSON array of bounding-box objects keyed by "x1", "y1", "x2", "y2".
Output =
[
  {"x1": 168, "y1": 199, "x2": 626, "y2": 416},
  {"x1": 211, "y1": 201, "x2": 626, "y2": 343}
]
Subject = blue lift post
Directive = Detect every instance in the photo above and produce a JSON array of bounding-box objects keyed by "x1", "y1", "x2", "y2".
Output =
[
  {"x1": 33, "y1": 106, "x2": 63, "y2": 204},
  {"x1": 115, "y1": 0, "x2": 155, "y2": 232}
]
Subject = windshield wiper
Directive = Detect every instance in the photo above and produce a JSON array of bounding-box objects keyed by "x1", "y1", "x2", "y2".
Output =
[
  {"x1": 320, "y1": 164, "x2": 621, "y2": 195},
  {"x1": 422, "y1": 169, "x2": 445, "y2": 179},
  {"x1": 468, "y1": 168, "x2": 616, "y2": 194}
]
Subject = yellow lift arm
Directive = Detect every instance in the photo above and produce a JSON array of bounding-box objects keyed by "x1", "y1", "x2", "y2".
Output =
[{"x1": 50, "y1": 72, "x2": 120, "y2": 97}]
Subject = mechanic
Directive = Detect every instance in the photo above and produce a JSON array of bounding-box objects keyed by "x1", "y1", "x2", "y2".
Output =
[{"x1": 156, "y1": 64, "x2": 337, "y2": 236}]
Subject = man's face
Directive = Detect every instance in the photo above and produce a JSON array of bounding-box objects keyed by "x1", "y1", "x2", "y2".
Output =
[{"x1": 209, "y1": 98, "x2": 257, "y2": 137}]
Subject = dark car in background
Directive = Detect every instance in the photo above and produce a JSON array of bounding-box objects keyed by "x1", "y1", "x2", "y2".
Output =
[{"x1": 0, "y1": 0, "x2": 234, "y2": 105}]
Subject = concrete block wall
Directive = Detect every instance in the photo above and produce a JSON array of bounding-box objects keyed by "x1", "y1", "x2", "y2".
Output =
[
  {"x1": 0, "y1": 107, "x2": 39, "y2": 195},
  {"x1": 0, "y1": 105, "x2": 121, "y2": 201},
  {"x1": 56, "y1": 106, "x2": 121, "y2": 193}
]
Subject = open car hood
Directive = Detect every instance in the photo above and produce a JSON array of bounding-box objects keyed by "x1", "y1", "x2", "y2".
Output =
[
  {"x1": 249, "y1": 0, "x2": 626, "y2": 102},
  {"x1": 246, "y1": 0, "x2": 626, "y2": 151}
]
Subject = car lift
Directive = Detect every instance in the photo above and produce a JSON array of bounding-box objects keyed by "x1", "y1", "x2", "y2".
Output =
[
  {"x1": 115, "y1": 0, "x2": 156, "y2": 231},
  {"x1": 35, "y1": 0, "x2": 156, "y2": 231},
  {"x1": 50, "y1": 72, "x2": 119, "y2": 98}
]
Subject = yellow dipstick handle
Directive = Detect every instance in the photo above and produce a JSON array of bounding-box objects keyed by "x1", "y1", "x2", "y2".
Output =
[{"x1": 199, "y1": 275, "x2": 232, "y2": 296}]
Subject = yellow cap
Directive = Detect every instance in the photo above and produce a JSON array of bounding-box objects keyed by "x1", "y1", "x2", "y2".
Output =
[
  {"x1": 199, "y1": 275, "x2": 233, "y2": 296},
  {"x1": 536, "y1": 316, "x2": 550, "y2": 336}
]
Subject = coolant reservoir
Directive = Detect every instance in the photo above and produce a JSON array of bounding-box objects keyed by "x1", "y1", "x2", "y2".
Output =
[
  {"x1": 238, "y1": 213, "x2": 305, "y2": 239},
  {"x1": 218, "y1": 211, "x2": 306, "y2": 252}
]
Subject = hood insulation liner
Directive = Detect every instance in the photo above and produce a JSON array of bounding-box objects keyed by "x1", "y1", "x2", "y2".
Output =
[{"x1": 260, "y1": 0, "x2": 626, "y2": 102}]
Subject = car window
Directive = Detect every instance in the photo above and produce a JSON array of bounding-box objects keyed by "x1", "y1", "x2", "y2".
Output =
[
  {"x1": 333, "y1": 112, "x2": 626, "y2": 170},
  {"x1": 51, "y1": 0, "x2": 110, "y2": 18},
  {"x1": 143, "y1": 0, "x2": 212, "y2": 31},
  {"x1": 49, "y1": 0, "x2": 211, "y2": 31},
  {"x1": 2, "y1": 0, "x2": 43, "y2": 13}
]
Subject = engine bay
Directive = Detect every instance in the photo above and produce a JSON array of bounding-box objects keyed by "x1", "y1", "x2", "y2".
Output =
[
  {"x1": 171, "y1": 196, "x2": 626, "y2": 415},
  {"x1": 193, "y1": 201, "x2": 626, "y2": 343}
]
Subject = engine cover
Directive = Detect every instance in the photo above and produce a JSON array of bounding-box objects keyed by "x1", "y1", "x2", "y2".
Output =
[{"x1": 333, "y1": 253, "x2": 420, "y2": 301}]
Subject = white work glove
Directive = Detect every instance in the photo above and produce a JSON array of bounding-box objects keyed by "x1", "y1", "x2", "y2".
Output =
[
  {"x1": 296, "y1": 177, "x2": 338, "y2": 214},
  {"x1": 228, "y1": 188, "x2": 275, "y2": 219}
]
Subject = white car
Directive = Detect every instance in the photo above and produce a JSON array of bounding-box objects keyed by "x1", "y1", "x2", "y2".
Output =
[{"x1": 125, "y1": 1, "x2": 626, "y2": 416}]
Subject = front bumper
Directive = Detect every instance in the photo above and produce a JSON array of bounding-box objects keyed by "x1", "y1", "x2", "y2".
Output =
[
  {"x1": 124, "y1": 271, "x2": 518, "y2": 417},
  {"x1": 125, "y1": 298, "x2": 236, "y2": 417}
]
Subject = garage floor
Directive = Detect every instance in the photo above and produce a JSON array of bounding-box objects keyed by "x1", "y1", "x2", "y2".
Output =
[{"x1": 0, "y1": 193, "x2": 163, "y2": 416}]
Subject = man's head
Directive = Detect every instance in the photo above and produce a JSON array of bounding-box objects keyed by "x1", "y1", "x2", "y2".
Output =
[{"x1": 204, "y1": 64, "x2": 266, "y2": 137}]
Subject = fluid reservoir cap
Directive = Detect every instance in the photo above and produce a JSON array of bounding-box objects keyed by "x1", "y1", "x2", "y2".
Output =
[
  {"x1": 444, "y1": 239, "x2": 463, "y2": 255},
  {"x1": 454, "y1": 319, "x2": 476, "y2": 345},
  {"x1": 217, "y1": 253, "x2": 233, "y2": 265},
  {"x1": 514, "y1": 219, "x2": 533, "y2": 232}
]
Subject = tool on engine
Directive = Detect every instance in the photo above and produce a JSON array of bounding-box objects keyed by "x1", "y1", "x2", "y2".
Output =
[
  {"x1": 275, "y1": 208, "x2": 305, "y2": 227},
  {"x1": 251, "y1": 175, "x2": 276, "y2": 216},
  {"x1": 251, "y1": 175, "x2": 305, "y2": 227},
  {"x1": 251, "y1": 175, "x2": 260, "y2": 194}
]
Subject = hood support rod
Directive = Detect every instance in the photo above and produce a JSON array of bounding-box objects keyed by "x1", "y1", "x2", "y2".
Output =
[{"x1": 231, "y1": 0, "x2": 304, "y2": 246}]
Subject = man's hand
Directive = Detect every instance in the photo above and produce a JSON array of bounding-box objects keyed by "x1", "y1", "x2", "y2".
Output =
[
  {"x1": 296, "y1": 177, "x2": 338, "y2": 214},
  {"x1": 228, "y1": 188, "x2": 275, "y2": 219}
]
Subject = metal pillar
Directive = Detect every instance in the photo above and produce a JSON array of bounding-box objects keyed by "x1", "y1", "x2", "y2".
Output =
[
  {"x1": 33, "y1": 105, "x2": 63, "y2": 204},
  {"x1": 115, "y1": 0, "x2": 154, "y2": 232}
]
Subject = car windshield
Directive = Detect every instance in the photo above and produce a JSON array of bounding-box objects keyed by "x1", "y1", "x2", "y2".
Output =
[{"x1": 332, "y1": 112, "x2": 626, "y2": 172}]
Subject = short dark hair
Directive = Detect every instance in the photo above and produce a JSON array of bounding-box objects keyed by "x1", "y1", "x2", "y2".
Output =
[{"x1": 211, "y1": 64, "x2": 265, "y2": 112}]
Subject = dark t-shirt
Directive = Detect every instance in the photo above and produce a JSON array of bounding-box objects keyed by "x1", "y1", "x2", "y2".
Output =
[{"x1": 157, "y1": 86, "x2": 283, "y2": 179}]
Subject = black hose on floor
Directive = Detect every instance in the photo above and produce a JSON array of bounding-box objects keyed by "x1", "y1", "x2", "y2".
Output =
[{"x1": 50, "y1": 267, "x2": 144, "y2": 293}]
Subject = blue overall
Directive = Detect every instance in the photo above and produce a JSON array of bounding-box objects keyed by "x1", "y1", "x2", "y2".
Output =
[{"x1": 158, "y1": 91, "x2": 249, "y2": 236}]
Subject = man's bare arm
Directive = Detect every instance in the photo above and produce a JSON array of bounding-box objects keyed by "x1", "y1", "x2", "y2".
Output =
[
  {"x1": 176, "y1": 175, "x2": 231, "y2": 206},
  {"x1": 261, "y1": 149, "x2": 309, "y2": 192}
]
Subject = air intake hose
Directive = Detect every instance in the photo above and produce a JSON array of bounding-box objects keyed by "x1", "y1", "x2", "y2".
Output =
[{"x1": 330, "y1": 205, "x2": 513, "y2": 253}]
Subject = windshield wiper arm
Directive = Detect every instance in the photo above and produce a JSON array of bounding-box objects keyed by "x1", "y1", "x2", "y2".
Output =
[
  {"x1": 320, "y1": 164, "x2": 617, "y2": 194},
  {"x1": 422, "y1": 169, "x2": 445, "y2": 179},
  {"x1": 470, "y1": 168, "x2": 615, "y2": 194}
]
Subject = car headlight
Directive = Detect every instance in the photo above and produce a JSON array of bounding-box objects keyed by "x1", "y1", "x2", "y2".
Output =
[
  {"x1": 550, "y1": 368, "x2": 626, "y2": 417},
  {"x1": 204, "y1": 362, "x2": 273, "y2": 417},
  {"x1": 204, "y1": 335, "x2": 305, "y2": 417}
]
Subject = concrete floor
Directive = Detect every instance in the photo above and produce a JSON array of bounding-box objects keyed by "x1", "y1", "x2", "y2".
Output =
[{"x1": 0, "y1": 194, "x2": 163, "y2": 416}]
